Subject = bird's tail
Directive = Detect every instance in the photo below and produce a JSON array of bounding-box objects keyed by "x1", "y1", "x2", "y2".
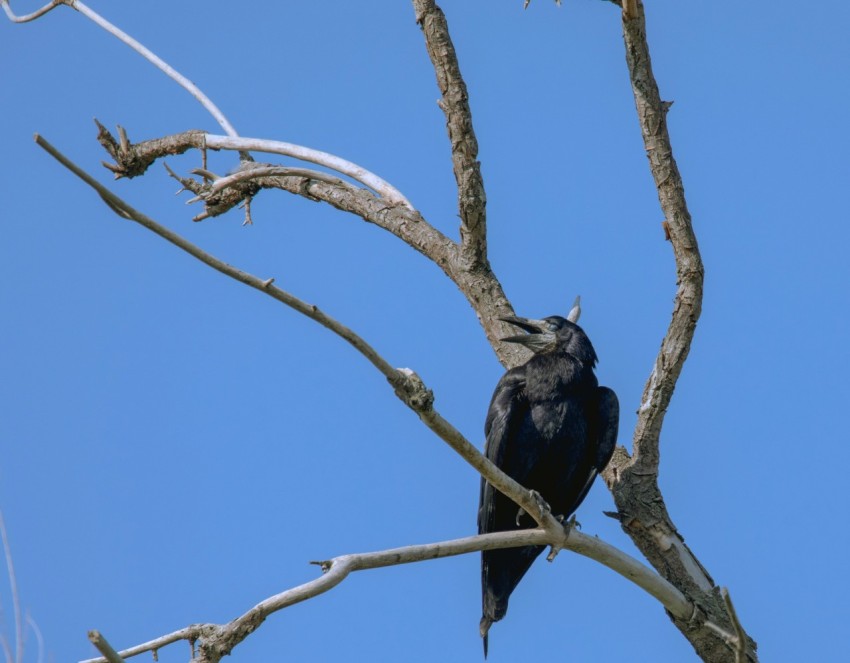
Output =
[{"x1": 479, "y1": 615, "x2": 493, "y2": 659}]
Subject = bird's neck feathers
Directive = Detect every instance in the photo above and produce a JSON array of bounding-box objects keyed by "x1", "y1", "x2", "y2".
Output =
[
  {"x1": 524, "y1": 350, "x2": 598, "y2": 401},
  {"x1": 553, "y1": 337, "x2": 598, "y2": 368}
]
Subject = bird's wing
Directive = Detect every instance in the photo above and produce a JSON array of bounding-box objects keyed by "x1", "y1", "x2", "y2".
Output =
[
  {"x1": 564, "y1": 386, "x2": 620, "y2": 516},
  {"x1": 593, "y1": 386, "x2": 619, "y2": 472},
  {"x1": 478, "y1": 366, "x2": 527, "y2": 535}
]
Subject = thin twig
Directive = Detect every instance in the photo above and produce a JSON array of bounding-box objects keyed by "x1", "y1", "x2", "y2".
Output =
[
  {"x1": 78, "y1": 626, "x2": 208, "y2": 663},
  {"x1": 203, "y1": 135, "x2": 414, "y2": 208},
  {"x1": 0, "y1": 512, "x2": 22, "y2": 663},
  {"x1": 65, "y1": 1, "x2": 239, "y2": 137},
  {"x1": 0, "y1": 636, "x2": 12, "y2": 663},
  {"x1": 0, "y1": 0, "x2": 61, "y2": 22},
  {"x1": 25, "y1": 615, "x2": 44, "y2": 663},
  {"x1": 87, "y1": 632, "x2": 126, "y2": 663},
  {"x1": 413, "y1": 0, "x2": 487, "y2": 267}
]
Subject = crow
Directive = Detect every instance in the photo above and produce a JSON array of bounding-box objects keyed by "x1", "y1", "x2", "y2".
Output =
[{"x1": 478, "y1": 312, "x2": 619, "y2": 656}]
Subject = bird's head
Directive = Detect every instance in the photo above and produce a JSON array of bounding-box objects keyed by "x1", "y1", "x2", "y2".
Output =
[{"x1": 499, "y1": 315, "x2": 598, "y2": 365}]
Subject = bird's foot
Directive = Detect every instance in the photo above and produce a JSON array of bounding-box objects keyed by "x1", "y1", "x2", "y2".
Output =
[
  {"x1": 529, "y1": 490, "x2": 551, "y2": 520},
  {"x1": 515, "y1": 507, "x2": 526, "y2": 527},
  {"x1": 557, "y1": 513, "x2": 581, "y2": 531},
  {"x1": 546, "y1": 515, "x2": 580, "y2": 563}
]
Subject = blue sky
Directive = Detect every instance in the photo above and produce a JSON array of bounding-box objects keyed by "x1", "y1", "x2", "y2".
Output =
[{"x1": 1, "y1": 1, "x2": 848, "y2": 661}]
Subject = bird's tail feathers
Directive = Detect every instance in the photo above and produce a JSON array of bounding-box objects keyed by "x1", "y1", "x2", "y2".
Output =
[{"x1": 479, "y1": 615, "x2": 493, "y2": 658}]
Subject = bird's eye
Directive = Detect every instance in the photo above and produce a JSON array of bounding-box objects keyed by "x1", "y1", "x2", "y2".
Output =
[{"x1": 547, "y1": 321, "x2": 559, "y2": 332}]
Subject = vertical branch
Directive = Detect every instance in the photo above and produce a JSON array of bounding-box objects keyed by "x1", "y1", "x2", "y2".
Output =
[
  {"x1": 604, "y1": 3, "x2": 757, "y2": 661},
  {"x1": 621, "y1": 0, "x2": 703, "y2": 475},
  {"x1": 413, "y1": 0, "x2": 488, "y2": 268}
]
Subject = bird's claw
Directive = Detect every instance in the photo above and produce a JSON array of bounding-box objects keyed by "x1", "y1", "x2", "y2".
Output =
[
  {"x1": 558, "y1": 514, "x2": 581, "y2": 532},
  {"x1": 546, "y1": 515, "x2": 581, "y2": 562},
  {"x1": 529, "y1": 490, "x2": 551, "y2": 519},
  {"x1": 515, "y1": 507, "x2": 526, "y2": 527}
]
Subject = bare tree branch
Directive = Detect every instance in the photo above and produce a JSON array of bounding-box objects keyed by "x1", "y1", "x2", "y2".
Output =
[
  {"x1": 86, "y1": 632, "x2": 125, "y2": 663},
  {"x1": 81, "y1": 626, "x2": 209, "y2": 663},
  {"x1": 79, "y1": 527, "x2": 720, "y2": 663},
  {"x1": 598, "y1": 3, "x2": 757, "y2": 661},
  {"x1": 0, "y1": 0, "x2": 61, "y2": 23},
  {"x1": 66, "y1": 0, "x2": 239, "y2": 137},
  {"x1": 413, "y1": 0, "x2": 488, "y2": 268},
  {"x1": 95, "y1": 124, "x2": 415, "y2": 209},
  {"x1": 24, "y1": 615, "x2": 44, "y2": 663},
  {"x1": 203, "y1": 135, "x2": 414, "y2": 208}
]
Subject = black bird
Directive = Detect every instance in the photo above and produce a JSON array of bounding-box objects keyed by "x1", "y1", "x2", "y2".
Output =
[{"x1": 478, "y1": 313, "x2": 619, "y2": 656}]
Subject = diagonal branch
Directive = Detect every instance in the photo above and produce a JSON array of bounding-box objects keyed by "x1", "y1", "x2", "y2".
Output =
[
  {"x1": 413, "y1": 0, "x2": 487, "y2": 268},
  {"x1": 86, "y1": 632, "x2": 125, "y2": 663},
  {"x1": 68, "y1": 0, "x2": 239, "y2": 137},
  {"x1": 1, "y1": 0, "x2": 240, "y2": 135}
]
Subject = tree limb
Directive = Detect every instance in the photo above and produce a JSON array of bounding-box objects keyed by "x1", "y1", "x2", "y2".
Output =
[
  {"x1": 413, "y1": 0, "x2": 488, "y2": 269},
  {"x1": 600, "y1": 3, "x2": 757, "y2": 661},
  {"x1": 0, "y1": 0, "x2": 62, "y2": 23},
  {"x1": 79, "y1": 527, "x2": 715, "y2": 663},
  {"x1": 86, "y1": 632, "x2": 125, "y2": 663}
]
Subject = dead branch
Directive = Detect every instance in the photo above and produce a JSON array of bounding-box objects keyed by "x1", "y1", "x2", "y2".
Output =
[
  {"x1": 0, "y1": 0, "x2": 62, "y2": 23},
  {"x1": 86, "y1": 632, "x2": 125, "y2": 663},
  {"x1": 79, "y1": 527, "x2": 713, "y2": 663},
  {"x1": 600, "y1": 2, "x2": 757, "y2": 661},
  {"x1": 413, "y1": 0, "x2": 488, "y2": 269}
]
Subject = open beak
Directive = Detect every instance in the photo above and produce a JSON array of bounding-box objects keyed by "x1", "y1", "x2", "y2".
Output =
[{"x1": 499, "y1": 316, "x2": 555, "y2": 352}]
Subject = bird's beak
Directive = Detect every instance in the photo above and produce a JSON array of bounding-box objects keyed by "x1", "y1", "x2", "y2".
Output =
[{"x1": 499, "y1": 316, "x2": 555, "y2": 352}]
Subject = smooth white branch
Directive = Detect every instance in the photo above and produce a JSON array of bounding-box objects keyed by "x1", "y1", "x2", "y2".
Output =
[
  {"x1": 68, "y1": 1, "x2": 239, "y2": 137},
  {"x1": 203, "y1": 135, "x2": 414, "y2": 208},
  {"x1": 1, "y1": 0, "x2": 61, "y2": 23}
]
